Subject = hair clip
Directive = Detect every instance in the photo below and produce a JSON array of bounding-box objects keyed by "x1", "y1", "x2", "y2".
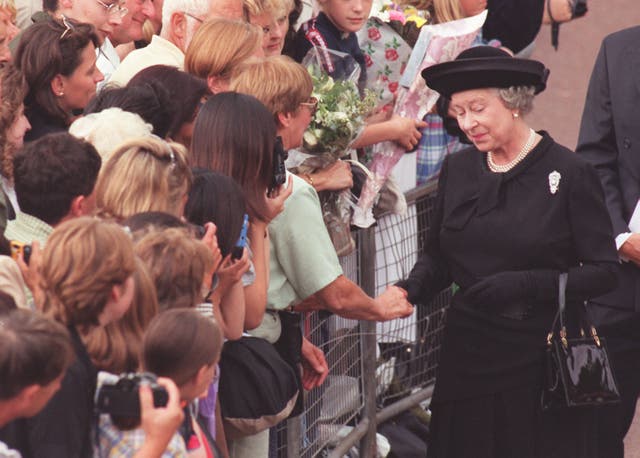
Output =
[{"x1": 60, "y1": 15, "x2": 74, "y2": 40}]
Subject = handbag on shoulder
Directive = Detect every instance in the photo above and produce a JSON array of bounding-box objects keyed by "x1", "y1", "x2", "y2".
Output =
[
  {"x1": 218, "y1": 336, "x2": 299, "y2": 438},
  {"x1": 541, "y1": 273, "x2": 620, "y2": 410}
]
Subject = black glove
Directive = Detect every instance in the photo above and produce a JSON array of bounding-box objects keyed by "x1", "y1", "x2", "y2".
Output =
[{"x1": 463, "y1": 271, "x2": 535, "y2": 308}]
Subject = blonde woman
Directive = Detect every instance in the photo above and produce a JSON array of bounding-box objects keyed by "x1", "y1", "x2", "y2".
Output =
[
  {"x1": 244, "y1": 0, "x2": 294, "y2": 56},
  {"x1": 95, "y1": 136, "x2": 192, "y2": 220},
  {"x1": 184, "y1": 18, "x2": 262, "y2": 93}
]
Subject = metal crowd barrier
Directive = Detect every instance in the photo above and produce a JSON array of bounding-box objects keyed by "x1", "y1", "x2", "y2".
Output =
[{"x1": 272, "y1": 181, "x2": 452, "y2": 457}]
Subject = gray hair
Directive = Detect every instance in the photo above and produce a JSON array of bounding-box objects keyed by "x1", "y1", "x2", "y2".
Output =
[
  {"x1": 161, "y1": 0, "x2": 211, "y2": 42},
  {"x1": 497, "y1": 86, "x2": 536, "y2": 116}
]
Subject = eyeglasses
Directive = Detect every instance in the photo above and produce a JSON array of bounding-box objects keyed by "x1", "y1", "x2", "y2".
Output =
[
  {"x1": 95, "y1": 0, "x2": 128, "y2": 17},
  {"x1": 300, "y1": 96, "x2": 318, "y2": 116},
  {"x1": 184, "y1": 12, "x2": 204, "y2": 23}
]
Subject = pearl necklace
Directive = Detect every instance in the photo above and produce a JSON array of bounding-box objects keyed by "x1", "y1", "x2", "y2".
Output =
[{"x1": 487, "y1": 128, "x2": 537, "y2": 173}]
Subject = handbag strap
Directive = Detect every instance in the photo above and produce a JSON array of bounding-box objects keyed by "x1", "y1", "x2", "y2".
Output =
[{"x1": 547, "y1": 273, "x2": 568, "y2": 347}]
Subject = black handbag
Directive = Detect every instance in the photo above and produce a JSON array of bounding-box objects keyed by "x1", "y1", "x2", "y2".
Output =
[
  {"x1": 541, "y1": 273, "x2": 620, "y2": 409},
  {"x1": 218, "y1": 336, "x2": 299, "y2": 438}
]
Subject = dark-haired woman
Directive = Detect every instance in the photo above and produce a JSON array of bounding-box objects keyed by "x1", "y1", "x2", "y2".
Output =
[
  {"x1": 128, "y1": 64, "x2": 211, "y2": 148},
  {"x1": 191, "y1": 92, "x2": 292, "y2": 332},
  {"x1": 15, "y1": 18, "x2": 103, "y2": 142},
  {"x1": 397, "y1": 47, "x2": 619, "y2": 457}
]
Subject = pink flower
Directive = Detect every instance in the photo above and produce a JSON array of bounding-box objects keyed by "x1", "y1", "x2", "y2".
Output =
[
  {"x1": 388, "y1": 81, "x2": 399, "y2": 93},
  {"x1": 385, "y1": 49, "x2": 399, "y2": 61},
  {"x1": 364, "y1": 54, "x2": 373, "y2": 68},
  {"x1": 367, "y1": 27, "x2": 381, "y2": 41},
  {"x1": 388, "y1": 10, "x2": 405, "y2": 23}
]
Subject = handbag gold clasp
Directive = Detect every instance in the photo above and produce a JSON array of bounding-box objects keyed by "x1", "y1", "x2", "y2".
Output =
[
  {"x1": 590, "y1": 326, "x2": 601, "y2": 347},
  {"x1": 560, "y1": 326, "x2": 568, "y2": 348}
]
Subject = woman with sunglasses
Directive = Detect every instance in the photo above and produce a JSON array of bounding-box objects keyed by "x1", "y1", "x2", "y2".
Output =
[{"x1": 15, "y1": 18, "x2": 103, "y2": 142}]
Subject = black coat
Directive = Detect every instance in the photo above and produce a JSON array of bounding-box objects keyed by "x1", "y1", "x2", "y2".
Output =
[{"x1": 399, "y1": 132, "x2": 618, "y2": 400}]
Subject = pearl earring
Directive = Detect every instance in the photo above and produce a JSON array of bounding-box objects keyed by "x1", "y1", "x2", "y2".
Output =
[{"x1": 513, "y1": 112, "x2": 519, "y2": 119}]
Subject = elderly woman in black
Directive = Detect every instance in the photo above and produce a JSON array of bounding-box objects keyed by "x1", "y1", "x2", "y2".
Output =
[{"x1": 397, "y1": 46, "x2": 618, "y2": 457}]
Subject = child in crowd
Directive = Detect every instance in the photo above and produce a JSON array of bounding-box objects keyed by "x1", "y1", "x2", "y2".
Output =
[
  {"x1": 133, "y1": 227, "x2": 220, "y2": 313},
  {"x1": 185, "y1": 170, "x2": 251, "y2": 341},
  {"x1": 291, "y1": 0, "x2": 426, "y2": 152},
  {"x1": 96, "y1": 308, "x2": 224, "y2": 457}
]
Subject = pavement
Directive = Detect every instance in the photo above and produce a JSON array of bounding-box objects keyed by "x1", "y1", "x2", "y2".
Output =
[{"x1": 525, "y1": 1, "x2": 640, "y2": 456}]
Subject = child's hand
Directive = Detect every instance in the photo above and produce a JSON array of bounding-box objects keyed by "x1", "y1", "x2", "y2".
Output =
[
  {"x1": 134, "y1": 377, "x2": 184, "y2": 458},
  {"x1": 201, "y1": 223, "x2": 223, "y2": 273},
  {"x1": 216, "y1": 249, "x2": 251, "y2": 300},
  {"x1": 389, "y1": 115, "x2": 427, "y2": 150}
]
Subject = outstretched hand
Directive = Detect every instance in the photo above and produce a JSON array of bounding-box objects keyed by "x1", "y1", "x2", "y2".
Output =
[
  {"x1": 375, "y1": 285, "x2": 413, "y2": 321},
  {"x1": 389, "y1": 115, "x2": 427, "y2": 150}
]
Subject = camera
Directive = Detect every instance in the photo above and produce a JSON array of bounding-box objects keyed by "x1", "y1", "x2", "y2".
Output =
[
  {"x1": 268, "y1": 136, "x2": 288, "y2": 197},
  {"x1": 96, "y1": 372, "x2": 168, "y2": 418},
  {"x1": 10, "y1": 241, "x2": 31, "y2": 265},
  {"x1": 571, "y1": 0, "x2": 587, "y2": 18},
  {"x1": 190, "y1": 224, "x2": 207, "y2": 239}
]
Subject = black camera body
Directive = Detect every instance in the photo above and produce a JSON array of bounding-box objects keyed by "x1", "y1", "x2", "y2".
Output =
[
  {"x1": 268, "y1": 136, "x2": 287, "y2": 197},
  {"x1": 571, "y1": 0, "x2": 587, "y2": 18},
  {"x1": 96, "y1": 372, "x2": 168, "y2": 418}
]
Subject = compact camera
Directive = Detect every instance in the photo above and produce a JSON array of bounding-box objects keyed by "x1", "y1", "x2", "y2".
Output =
[
  {"x1": 96, "y1": 372, "x2": 168, "y2": 418},
  {"x1": 268, "y1": 136, "x2": 288, "y2": 197},
  {"x1": 571, "y1": 0, "x2": 588, "y2": 18},
  {"x1": 10, "y1": 241, "x2": 31, "y2": 265}
]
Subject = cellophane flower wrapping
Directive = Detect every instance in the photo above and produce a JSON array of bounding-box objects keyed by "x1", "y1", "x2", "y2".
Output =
[
  {"x1": 287, "y1": 49, "x2": 379, "y2": 255},
  {"x1": 352, "y1": 10, "x2": 488, "y2": 228}
]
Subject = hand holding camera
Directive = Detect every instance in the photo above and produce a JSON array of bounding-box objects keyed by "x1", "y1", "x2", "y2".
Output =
[
  {"x1": 96, "y1": 372, "x2": 169, "y2": 419},
  {"x1": 136, "y1": 377, "x2": 184, "y2": 457}
]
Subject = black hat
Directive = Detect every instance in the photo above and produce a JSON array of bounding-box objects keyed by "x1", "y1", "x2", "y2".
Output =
[{"x1": 421, "y1": 46, "x2": 550, "y2": 98}]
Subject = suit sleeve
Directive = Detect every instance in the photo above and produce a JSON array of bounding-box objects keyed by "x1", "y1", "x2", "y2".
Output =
[
  {"x1": 396, "y1": 155, "x2": 452, "y2": 304},
  {"x1": 575, "y1": 39, "x2": 628, "y2": 237}
]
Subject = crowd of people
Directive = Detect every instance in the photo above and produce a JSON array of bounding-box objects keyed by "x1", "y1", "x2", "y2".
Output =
[{"x1": 0, "y1": 0, "x2": 638, "y2": 456}]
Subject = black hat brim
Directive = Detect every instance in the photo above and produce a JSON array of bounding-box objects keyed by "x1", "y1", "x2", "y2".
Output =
[{"x1": 421, "y1": 57, "x2": 550, "y2": 98}]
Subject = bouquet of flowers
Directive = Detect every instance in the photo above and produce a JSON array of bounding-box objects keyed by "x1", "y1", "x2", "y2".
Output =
[
  {"x1": 352, "y1": 10, "x2": 487, "y2": 228},
  {"x1": 302, "y1": 69, "x2": 378, "y2": 158},
  {"x1": 287, "y1": 61, "x2": 377, "y2": 256}
]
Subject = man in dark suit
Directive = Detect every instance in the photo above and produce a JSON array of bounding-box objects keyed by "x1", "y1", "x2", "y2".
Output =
[{"x1": 576, "y1": 25, "x2": 640, "y2": 458}]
